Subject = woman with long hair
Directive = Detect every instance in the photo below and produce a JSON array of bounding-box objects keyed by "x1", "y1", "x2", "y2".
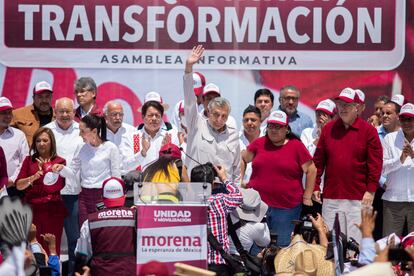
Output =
[
  {"x1": 16, "y1": 127, "x2": 66, "y2": 255},
  {"x1": 241, "y1": 110, "x2": 316, "y2": 247},
  {"x1": 53, "y1": 114, "x2": 121, "y2": 224}
]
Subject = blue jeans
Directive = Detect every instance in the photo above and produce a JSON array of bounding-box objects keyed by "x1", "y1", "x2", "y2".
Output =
[
  {"x1": 266, "y1": 204, "x2": 302, "y2": 247},
  {"x1": 62, "y1": 194, "x2": 80, "y2": 275}
]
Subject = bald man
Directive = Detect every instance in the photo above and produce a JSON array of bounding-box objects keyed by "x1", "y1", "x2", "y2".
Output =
[
  {"x1": 104, "y1": 101, "x2": 140, "y2": 174},
  {"x1": 45, "y1": 97, "x2": 83, "y2": 274}
]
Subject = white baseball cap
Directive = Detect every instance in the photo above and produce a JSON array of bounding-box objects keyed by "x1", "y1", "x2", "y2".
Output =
[
  {"x1": 33, "y1": 81, "x2": 53, "y2": 95},
  {"x1": 138, "y1": 91, "x2": 169, "y2": 112},
  {"x1": 355, "y1": 89, "x2": 365, "y2": 103},
  {"x1": 316, "y1": 99, "x2": 336, "y2": 116},
  {"x1": 202, "y1": 83, "x2": 221, "y2": 97},
  {"x1": 267, "y1": 110, "x2": 288, "y2": 126},
  {"x1": 399, "y1": 103, "x2": 414, "y2": 118},
  {"x1": 335, "y1": 87, "x2": 362, "y2": 104},
  {"x1": 391, "y1": 94, "x2": 405, "y2": 107},
  {"x1": 102, "y1": 177, "x2": 126, "y2": 208},
  {"x1": 0, "y1": 97, "x2": 13, "y2": 111}
]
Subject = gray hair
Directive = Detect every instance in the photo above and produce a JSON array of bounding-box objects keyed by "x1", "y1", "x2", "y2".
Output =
[
  {"x1": 103, "y1": 100, "x2": 123, "y2": 115},
  {"x1": 280, "y1": 85, "x2": 300, "y2": 98},
  {"x1": 208, "y1": 97, "x2": 231, "y2": 113},
  {"x1": 54, "y1": 97, "x2": 74, "y2": 109},
  {"x1": 74, "y1": 77, "x2": 97, "y2": 93}
]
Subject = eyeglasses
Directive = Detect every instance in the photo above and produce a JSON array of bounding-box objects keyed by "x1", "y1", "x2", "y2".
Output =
[{"x1": 282, "y1": 96, "x2": 299, "y2": 102}]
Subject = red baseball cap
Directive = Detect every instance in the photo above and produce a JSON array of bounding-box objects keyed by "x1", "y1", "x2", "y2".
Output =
[{"x1": 159, "y1": 143, "x2": 181, "y2": 160}]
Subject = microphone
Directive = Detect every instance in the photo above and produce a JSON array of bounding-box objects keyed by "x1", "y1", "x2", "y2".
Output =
[
  {"x1": 179, "y1": 147, "x2": 204, "y2": 167},
  {"x1": 179, "y1": 147, "x2": 208, "y2": 189}
]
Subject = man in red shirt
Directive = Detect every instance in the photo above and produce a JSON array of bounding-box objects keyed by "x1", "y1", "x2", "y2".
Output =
[{"x1": 313, "y1": 88, "x2": 383, "y2": 243}]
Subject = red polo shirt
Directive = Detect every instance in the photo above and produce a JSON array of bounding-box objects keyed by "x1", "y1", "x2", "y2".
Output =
[
  {"x1": 247, "y1": 137, "x2": 312, "y2": 209},
  {"x1": 313, "y1": 117, "x2": 382, "y2": 200}
]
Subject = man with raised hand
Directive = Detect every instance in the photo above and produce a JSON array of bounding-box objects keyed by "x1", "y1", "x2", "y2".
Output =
[{"x1": 183, "y1": 45, "x2": 240, "y2": 183}]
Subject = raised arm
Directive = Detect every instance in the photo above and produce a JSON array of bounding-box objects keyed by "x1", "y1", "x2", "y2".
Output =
[
  {"x1": 184, "y1": 46, "x2": 205, "y2": 130},
  {"x1": 185, "y1": 45, "x2": 204, "y2": 74}
]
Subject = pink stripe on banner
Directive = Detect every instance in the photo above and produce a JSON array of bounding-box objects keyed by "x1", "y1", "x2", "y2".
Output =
[
  {"x1": 137, "y1": 205, "x2": 207, "y2": 228},
  {"x1": 137, "y1": 259, "x2": 208, "y2": 275}
]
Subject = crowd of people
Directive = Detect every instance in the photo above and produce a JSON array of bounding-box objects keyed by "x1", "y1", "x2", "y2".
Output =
[{"x1": 0, "y1": 45, "x2": 414, "y2": 276}]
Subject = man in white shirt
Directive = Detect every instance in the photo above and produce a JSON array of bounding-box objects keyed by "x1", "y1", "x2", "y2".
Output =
[
  {"x1": 382, "y1": 103, "x2": 414, "y2": 236},
  {"x1": 254, "y1": 89, "x2": 274, "y2": 135},
  {"x1": 184, "y1": 46, "x2": 241, "y2": 182},
  {"x1": 300, "y1": 99, "x2": 336, "y2": 156},
  {"x1": 239, "y1": 105, "x2": 262, "y2": 185},
  {"x1": 135, "y1": 92, "x2": 180, "y2": 169},
  {"x1": 199, "y1": 83, "x2": 238, "y2": 130},
  {"x1": 228, "y1": 188, "x2": 270, "y2": 254},
  {"x1": 0, "y1": 97, "x2": 29, "y2": 198},
  {"x1": 104, "y1": 101, "x2": 140, "y2": 174},
  {"x1": 45, "y1": 97, "x2": 83, "y2": 274}
]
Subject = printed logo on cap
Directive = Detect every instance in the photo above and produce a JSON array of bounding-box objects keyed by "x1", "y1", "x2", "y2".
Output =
[
  {"x1": 336, "y1": 87, "x2": 361, "y2": 103},
  {"x1": 103, "y1": 179, "x2": 124, "y2": 199},
  {"x1": 400, "y1": 103, "x2": 414, "y2": 118},
  {"x1": 316, "y1": 99, "x2": 336, "y2": 115},
  {"x1": 391, "y1": 94, "x2": 405, "y2": 107},
  {"x1": 267, "y1": 110, "x2": 288, "y2": 125}
]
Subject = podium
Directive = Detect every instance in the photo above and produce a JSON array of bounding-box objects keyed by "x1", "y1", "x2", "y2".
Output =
[{"x1": 134, "y1": 182, "x2": 211, "y2": 275}]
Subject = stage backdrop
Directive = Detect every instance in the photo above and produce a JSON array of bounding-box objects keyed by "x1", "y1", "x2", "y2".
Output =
[{"x1": 0, "y1": 0, "x2": 412, "y2": 127}]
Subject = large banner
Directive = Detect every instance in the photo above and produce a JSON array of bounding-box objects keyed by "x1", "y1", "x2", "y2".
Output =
[
  {"x1": 1, "y1": 0, "x2": 405, "y2": 70},
  {"x1": 136, "y1": 205, "x2": 208, "y2": 274},
  {"x1": 0, "y1": 0, "x2": 412, "y2": 126}
]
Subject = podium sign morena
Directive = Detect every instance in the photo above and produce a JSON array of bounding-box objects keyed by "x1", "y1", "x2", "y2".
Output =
[{"x1": 136, "y1": 204, "x2": 208, "y2": 275}]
